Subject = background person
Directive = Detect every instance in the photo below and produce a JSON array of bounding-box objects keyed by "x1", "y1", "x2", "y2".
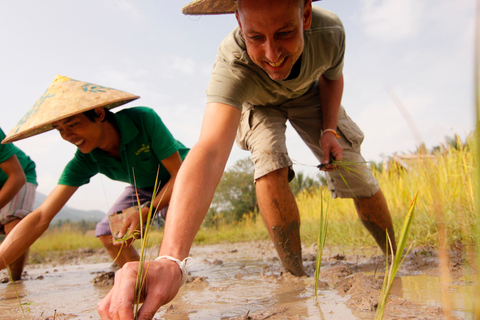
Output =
[
  {"x1": 0, "y1": 127, "x2": 37, "y2": 280},
  {"x1": 0, "y1": 75, "x2": 189, "y2": 271}
]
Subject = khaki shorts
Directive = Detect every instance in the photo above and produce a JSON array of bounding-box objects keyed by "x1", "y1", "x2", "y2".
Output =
[{"x1": 235, "y1": 82, "x2": 379, "y2": 199}]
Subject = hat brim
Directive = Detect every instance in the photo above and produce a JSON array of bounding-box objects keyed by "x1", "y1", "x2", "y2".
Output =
[
  {"x1": 182, "y1": 0, "x2": 320, "y2": 15},
  {"x1": 2, "y1": 75, "x2": 139, "y2": 144}
]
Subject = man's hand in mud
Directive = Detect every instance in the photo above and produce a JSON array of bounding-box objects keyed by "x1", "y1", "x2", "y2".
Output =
[
  {"x1": 319, "y1": 131, "x2": 343, "y2": 171},
  {"x1": 112, "y1": 207, "x2": 149, "y2": 247},
  {"x1": 97, "y1": 258, "x2": 183, "y2": 320}
]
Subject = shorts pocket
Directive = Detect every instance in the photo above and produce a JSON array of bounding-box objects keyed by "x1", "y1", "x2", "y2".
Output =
[{"x1": 336, "y1": 109, "x2": 364, "y2": 153}]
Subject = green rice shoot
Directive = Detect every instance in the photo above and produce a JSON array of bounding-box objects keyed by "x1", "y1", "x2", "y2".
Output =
[
  {"x1": 314, "y1": 192, "x2": 329, "y2": 296},
  {"x1": 375, "y1": 193, "x2": 417, "y2": 319}
]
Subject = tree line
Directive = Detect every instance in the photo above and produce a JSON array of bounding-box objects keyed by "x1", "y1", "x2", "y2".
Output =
[{"x1": 204, "y1": 157, "x2": 323, "y2": 227}]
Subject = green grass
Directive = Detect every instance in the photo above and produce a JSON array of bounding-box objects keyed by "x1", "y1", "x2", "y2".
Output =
[{"x1": 30, "y1": 225, "x2": 103, "y2": 254}]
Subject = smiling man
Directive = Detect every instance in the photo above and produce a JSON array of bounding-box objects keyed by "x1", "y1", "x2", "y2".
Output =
[
  {"x1": 197, "y1": 0, "x2": 397, "y2": 276},
  {"x1": 0, "y1": 75, "x2": 189, "y2": 271},
  {"x1": 98, "y1": 1, "x2": 396, "y2": 319}
]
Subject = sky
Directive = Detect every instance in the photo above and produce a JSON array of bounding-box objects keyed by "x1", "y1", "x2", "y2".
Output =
[{"x1": 0, "y1": 0, "x2": 477, "y2": 212}]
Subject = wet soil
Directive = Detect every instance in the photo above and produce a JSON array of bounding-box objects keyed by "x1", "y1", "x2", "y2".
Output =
[{"x1": 0, "y1": 241, "x2": 477, "y2": 319}]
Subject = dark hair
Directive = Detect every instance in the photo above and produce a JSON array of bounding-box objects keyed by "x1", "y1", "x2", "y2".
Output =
[{"x1": 83, "y1": 108, "x2": 116, "y2": 124}]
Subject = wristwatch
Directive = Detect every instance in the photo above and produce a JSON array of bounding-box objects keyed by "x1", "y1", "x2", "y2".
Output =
[{"x1": 141, "y1": 201, "x2": 151, "y2": 209}]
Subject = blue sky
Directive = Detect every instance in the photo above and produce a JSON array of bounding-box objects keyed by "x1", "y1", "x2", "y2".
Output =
[{"x1": 0, "y1": 0, "x2": 477, "y2": 211}]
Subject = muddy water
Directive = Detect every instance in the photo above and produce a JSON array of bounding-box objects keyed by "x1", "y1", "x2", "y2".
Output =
[
  {"x1": 0, "y1": 242, "x2": 477, "y2": 319},
  {"x1": 391, "y1": 275, "x2": 476, "y2": 319},
  {"x1": 1, "y1": 262, "x2": 112, "y2": 319}
]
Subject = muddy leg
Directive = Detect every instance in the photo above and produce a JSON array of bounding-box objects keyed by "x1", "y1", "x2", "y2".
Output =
[
  {"x1": 256, "y1": 168, "x2": 306, "y2": 276},
  {"x1": 353, "y1": 189, "x2": 396, "y2": 255},
  {"x1": 4, "y1": 220, "x2": 29, "y2": 280},
  {"x1": 99, "y1": 235, "x2": 140, "y2": 267}
]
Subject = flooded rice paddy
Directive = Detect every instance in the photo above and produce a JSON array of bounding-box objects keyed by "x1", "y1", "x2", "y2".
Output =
[{"x1": 0, "y1": 241, "x2": 477, "y2": 319}]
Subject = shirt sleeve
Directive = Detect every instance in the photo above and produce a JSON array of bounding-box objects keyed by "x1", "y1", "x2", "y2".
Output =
[
  {"x1": 0, "y1": 129, "x2": 17, "y2": 163},
  {"x1": 58, "y1": 151, "x2": 99, "y2": 187},
  {"x1": 321, "y1": 17, "x2": 346, "y2": 81}
]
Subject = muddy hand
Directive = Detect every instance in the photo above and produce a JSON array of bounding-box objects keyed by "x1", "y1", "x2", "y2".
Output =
[
  {"x1": 319, "y1": 131, "x2": 343, "y2": 171},
  {"x1": 113, "y1": 208, "x2": 147, "y2": 247},
  {"x1": 97, "y1": 259, "x2": 183, "y2": 320},
  {"x1": 317, "y1": 153, "x2": 337, "y2": 171}
]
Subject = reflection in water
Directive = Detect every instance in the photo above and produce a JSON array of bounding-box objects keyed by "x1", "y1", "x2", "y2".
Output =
[
  {"x1": 0, "y1": 263, "x2": 112, "y2": 320},
  {"x1": 390, "y1": 275, "x2": 476, "y2": 319}
]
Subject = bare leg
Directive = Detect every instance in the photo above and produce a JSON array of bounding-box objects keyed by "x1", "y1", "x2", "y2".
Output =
[
  {"x1": 353, "y1": 189, "x2": 396, "y2": 255},
  {"x1": 4, "y1": 220, "x2": 29, "y2": 280},
  {"x1": 256, "y1": 167, "x2": 306, "y2": 276},
  {"x1": 99, "y1": 235, "x2": 140, "y2": 267}
]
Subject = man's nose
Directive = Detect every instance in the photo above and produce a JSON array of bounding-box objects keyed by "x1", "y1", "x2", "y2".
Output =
[
  {"x1": 264, "y1": 38, "x2": 281, "y2": 62},
  {"x1": 60, "y1": 128, "x2": 72, "y2": 140}
]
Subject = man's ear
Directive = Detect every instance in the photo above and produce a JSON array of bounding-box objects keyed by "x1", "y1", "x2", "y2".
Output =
[
  {"x1": 303, "y1": 0, "x2": 313, "y2": 30},
  {"x1": 235, "y1": 10, "x2": 245, "y2": 39},
  {"x1": 94, "y1": 107, "x2": 106, "y2": 122}
]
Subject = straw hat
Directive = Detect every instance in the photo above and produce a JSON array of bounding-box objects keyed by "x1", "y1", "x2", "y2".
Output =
[
  {"x1": 2, "y1": 75, "x2": 139, "y2": 144},
  {"x1": 182, "y1": 0, "x2": 320, "y2": 15}
]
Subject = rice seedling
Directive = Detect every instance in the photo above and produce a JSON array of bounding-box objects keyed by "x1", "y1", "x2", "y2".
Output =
[
  {"x1": 314, "y1": 191, "x2": 329, "y2": 296},
  {"x1": 131, "y1": 169, "x2": 165, "y2": 319},
  {"x1": 103, "y1": 167, "x2": 165, "y2": 319},
  {"x1": 3, "y1": 260, "x2": 30, "y2": 318},
  {"x1": 375, "y1": 192, "x2": 417, "y2": 320},
  {"x1": 318, "y1": 158, "x2": 371, "y2": 199}
]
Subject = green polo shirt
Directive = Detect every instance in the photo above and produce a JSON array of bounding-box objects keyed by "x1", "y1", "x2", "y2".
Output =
[
  {"x1": 58, "y1": 107, "x2": 189, "y2": 189},
  {"x1": 0, "y1": 127, "x2": 37, "y2": 187}
]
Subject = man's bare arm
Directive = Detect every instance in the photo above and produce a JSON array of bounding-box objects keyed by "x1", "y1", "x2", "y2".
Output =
[
  {"x1": 98, "y1": 102, "x2": 242, "y2": 320},
  {"x1": 318, "y1": 74, "x2": 344, "y2": 165},
  {"x1": 0, "y1": 184, "x2": 77, "y2": 269}
]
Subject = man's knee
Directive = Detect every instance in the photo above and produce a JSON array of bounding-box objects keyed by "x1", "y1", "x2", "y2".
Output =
[{"x1": 255, "y1": 166, "x2": 294, "y2": 184}]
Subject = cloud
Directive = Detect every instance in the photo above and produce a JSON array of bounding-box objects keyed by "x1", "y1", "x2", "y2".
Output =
[
  {"x1": 170, "y1": 57, "x2": 196, "y2": 75},
  {"x1": 114, "y1": 0, "x2": 144, "y2": 20},
  {"x1": 358, "y1": 0, "x2": 425, "y2": 40}
]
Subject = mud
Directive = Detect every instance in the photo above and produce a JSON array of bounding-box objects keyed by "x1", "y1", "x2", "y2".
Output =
[{"x1": 0, "y1": 241, "x2": 477, "y2": 319}]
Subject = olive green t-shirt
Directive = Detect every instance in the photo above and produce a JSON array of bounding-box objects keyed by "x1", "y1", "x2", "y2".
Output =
[
  {"x1": 206, "y1": 6, "x2": 345, "y2": 110},
  {"x1": 58, "y1": 107, "x2": 189, "y2": 189}
]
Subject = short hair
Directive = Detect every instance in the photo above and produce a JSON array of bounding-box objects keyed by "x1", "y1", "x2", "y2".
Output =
[{"x1": 83, "y1": 108, "x2": 115, "y2": 124}]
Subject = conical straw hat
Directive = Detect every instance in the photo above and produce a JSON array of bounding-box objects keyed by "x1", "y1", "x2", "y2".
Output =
[
  {"x1": 182, "y1": 0, "x2": 320, "y2": 15},
  {"x1": 2, "y1": 75, "x2": 139, "y2": 144},
  {"x1": 182, "y1": 0, "x2": 237, "y2": 15}
]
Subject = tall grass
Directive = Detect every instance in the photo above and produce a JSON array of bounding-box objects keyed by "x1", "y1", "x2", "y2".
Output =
[
  {"x1": 299, "y1": 135, "x2": 476, "y2": 250},
  {"x1": 473, "y1": 0, "x2": 480, "y2": 317},
  {"x1": 29, "y1": 137, "x2": 476, "y2": 254}
]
